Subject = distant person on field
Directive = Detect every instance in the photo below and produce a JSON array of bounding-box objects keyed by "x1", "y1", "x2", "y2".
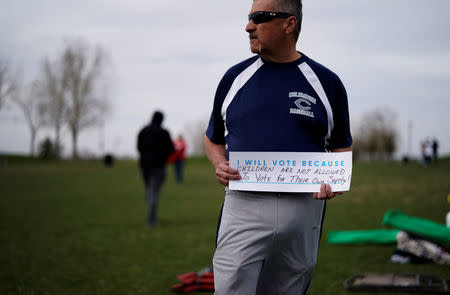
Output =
[
  {"x1": 432, "y1": 138, "x2": 439, "y2": 163},
  {"x1": 422, "y1": 138, "x2": 433, "y2": 167},
  {"x1": 172, "y1": 135, "x2": 187, "y2": 184},
  {"x1": 137, "y1": 111, "x2": 174, "y2": 227},
  {"x1": 420, "y1": 140, "x2": 426, "y2": 165}
]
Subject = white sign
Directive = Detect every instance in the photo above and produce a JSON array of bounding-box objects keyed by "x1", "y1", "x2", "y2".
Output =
[{"x1": 229, "y1": 151, "x2": 352, "y2": 193}]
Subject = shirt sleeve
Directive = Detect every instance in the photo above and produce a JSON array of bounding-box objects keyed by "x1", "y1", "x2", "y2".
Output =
[
  {"x1": 164, "y1": 130, "x2": 175, "y2": 159},
  {"x1": 327, "y1": 78, "x2": 352, "y2": 150},
  {"x1": 205, "y1": 74, "x2": 229, "y2": 145}
]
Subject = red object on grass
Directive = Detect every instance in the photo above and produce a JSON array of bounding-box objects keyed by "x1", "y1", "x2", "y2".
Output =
[{"x1": 171, "y1": 267, "x2": 214, "y2": 293}]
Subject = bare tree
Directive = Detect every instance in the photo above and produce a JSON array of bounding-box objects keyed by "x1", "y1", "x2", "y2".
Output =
[
  {"x1": 10, "y1": 81, "x2": 45, "y2": 156},
  {"x1": 63, "y1": 40, "x2": 111, "y2": 159},
  {"x1": 186, "y1": 120, "x2": 208, "y2": 156},
  {"x1": 39, "y1": 57, "x2": 67, "y2": 157},
  {"x1": 0, "y1": 59, "x2": 17, "y2": 110},
  {"x1": 353, "y1": 109, "x2": 398, "y2": 161},
  {"x1": 41, "y1": 38, "x2": 112, "y2": 159}
]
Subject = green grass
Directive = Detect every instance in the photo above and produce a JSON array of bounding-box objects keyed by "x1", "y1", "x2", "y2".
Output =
[{"x1": 0, "y1": 157, "x2": 449, "y2": 295}]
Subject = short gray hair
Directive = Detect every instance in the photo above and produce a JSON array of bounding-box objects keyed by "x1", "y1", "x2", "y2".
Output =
[{"x1": 273, "y1": 0, "x2": 302, "y2": 40}]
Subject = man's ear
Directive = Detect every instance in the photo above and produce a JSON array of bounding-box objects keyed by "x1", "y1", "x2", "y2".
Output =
[{"x1": 284, "y1": 16, "x2": 297, "y2": 35}]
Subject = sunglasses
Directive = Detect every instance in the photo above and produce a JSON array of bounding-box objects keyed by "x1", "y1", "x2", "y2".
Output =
[{"x1": 248, "y1": 11, "x2": 295, "y2": 24}]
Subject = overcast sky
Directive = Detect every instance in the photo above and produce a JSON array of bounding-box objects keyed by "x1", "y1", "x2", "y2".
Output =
[{"x1": 1, "y1": 0, "x2": 449, "y2": 158}]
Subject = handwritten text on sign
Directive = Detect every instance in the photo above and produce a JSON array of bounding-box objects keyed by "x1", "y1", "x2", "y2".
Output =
[{"x1": 229, "y1": 151, "x2": 352, "y2": 192}]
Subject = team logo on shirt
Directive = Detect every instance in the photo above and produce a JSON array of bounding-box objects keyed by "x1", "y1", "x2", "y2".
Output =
[{"x1": 289, "y1": 92, "x2": 316, "y2": 118}]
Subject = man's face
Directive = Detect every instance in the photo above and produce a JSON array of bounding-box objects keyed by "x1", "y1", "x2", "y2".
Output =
[{"x1": 245, "y1": 0, "x2": 286, "y2": 55}]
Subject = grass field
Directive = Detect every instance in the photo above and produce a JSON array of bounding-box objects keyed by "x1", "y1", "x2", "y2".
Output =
[{"x1": 0, "y1": 156, "x2": 449, "y2": 295}]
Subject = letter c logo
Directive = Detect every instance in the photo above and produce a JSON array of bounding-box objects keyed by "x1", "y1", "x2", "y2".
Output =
[{"x1": 294, "y1": 98, "x2": 312, "y2": 111}]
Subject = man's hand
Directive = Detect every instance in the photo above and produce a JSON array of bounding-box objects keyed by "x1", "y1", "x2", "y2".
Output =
[
  {"x1": 215, "y1": 161, "x2": 241, "y2": 186},
  {"x1": 313, "y1": 183, "x2": 343, "y2": 200},
  {"x1": 313, "y1": 146, "x2": 352, "y2": 199},
  {"x1": 204, "y1": 136, "x2": 242, "y2": 186}
]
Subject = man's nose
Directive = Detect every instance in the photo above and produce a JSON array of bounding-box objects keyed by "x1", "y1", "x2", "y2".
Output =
[{"x1": 245, "y1": 21, "x2": 256, "y2": 33}]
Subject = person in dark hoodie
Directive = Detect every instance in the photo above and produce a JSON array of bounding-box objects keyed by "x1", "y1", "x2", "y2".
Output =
[{"x1": 137, "y1": 111, "x2": 174, "y2": 227}]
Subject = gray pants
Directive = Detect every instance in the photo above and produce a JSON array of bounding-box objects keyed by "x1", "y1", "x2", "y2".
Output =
[
  {"x1": 213, "y1": 189, "x2": 325, "y2": 295},
  {"x1": 144, "y1": 167, "x2": 166, "y2": 226}
]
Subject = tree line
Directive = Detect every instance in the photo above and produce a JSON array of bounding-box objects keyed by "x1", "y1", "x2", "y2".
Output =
[{"x1": 0, "y1": 38, "x2": 111, "y2": 159}]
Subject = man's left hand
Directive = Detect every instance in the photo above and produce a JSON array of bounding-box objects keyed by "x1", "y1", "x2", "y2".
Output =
[{"x1": 313, "y1": 183, "x2": 343, "y2": 200}]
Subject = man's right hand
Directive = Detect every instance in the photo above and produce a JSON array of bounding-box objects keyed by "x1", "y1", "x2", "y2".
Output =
[{"x1": 215, "y1": 161, "x2": 241, "y2": 186}]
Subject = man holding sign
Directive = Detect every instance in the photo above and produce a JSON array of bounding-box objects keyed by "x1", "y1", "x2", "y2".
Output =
[{"x1": 204, "y1": 0, "x2": 352, "y2": 294}]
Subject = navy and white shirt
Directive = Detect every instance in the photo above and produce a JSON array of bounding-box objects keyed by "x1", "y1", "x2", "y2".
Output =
[{"x1": 206, "y1": 53, "x2": 352, "y2": 156}]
